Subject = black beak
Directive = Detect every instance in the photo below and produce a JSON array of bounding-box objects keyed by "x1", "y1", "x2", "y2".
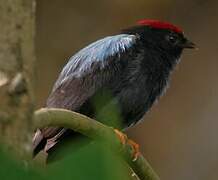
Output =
[{"x1": 181, "y1": 38, "x2": 197, "y2": 49}]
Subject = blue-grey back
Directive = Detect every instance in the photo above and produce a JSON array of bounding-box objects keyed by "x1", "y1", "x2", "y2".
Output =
[{"x1": 53, "y1": 34, "x2": 137, "y2": 91}]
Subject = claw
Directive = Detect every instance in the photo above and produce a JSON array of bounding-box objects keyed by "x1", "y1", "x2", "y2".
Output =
[
  {"x1": 128, "y1": 139, "x2": 140, "y2": 161},
  {"x1": 114, "y1": 129, "x2": 141, "y2": 161}
]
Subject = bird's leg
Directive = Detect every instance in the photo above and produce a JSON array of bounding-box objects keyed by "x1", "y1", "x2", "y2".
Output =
[{"x1": 114, "y1": 129, "x2": 141, "y2": 161}]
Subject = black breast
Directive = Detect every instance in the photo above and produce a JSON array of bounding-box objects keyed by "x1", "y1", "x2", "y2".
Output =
[{"x1": 78, "y1": 47, "x2": 176, "y2": 129}]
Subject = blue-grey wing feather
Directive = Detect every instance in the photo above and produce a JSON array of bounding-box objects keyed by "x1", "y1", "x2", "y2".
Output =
[{"x1": 53, "y1": 34, "x2": 137, "y2": 91}]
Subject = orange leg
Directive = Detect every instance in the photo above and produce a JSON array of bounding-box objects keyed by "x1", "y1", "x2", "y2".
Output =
[{"x1": 114, "y1": 129, "x2": 141, "y2": 161}]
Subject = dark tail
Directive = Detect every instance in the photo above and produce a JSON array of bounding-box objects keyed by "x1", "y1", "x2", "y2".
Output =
[
  {"x1": 32, "y1": 129, "x2": 47, "y2": 157},
  {"x1": 33, "y1": 138, "x2": 47, "y2": 157}
]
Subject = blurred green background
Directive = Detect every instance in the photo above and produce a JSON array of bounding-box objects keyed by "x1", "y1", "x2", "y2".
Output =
[
  {"x1": 33, "y1": 0, "x2": 218, "y2": 179},
  {"x1": 0, "y1": 142, "x2": 132, "y2": 180}
]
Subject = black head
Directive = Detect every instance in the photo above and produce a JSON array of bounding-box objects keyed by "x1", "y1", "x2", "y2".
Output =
[{"x1": 122, "y1": 19, "x2": 196, "y2": 59}]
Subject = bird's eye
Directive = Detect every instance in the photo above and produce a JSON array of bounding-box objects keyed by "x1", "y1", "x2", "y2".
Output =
[{"x1": 167, "y1": 35, "x2": 177, "y2": 44}]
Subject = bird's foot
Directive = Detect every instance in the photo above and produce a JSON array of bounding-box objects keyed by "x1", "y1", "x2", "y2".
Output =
[
  {"x1": 127, "y1": 139, "x2": 140, "y2": 161},
  {"x1": 114, "y1": 129, "x2": 128, "y2": 144},
  {"x1": 114, "y1": 129, "x2": 141, "y2": 161}
]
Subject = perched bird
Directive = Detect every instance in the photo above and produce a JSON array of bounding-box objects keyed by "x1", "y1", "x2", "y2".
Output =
[{"x1": 33, "y1": 19, "x2": 195, "y2": 158}]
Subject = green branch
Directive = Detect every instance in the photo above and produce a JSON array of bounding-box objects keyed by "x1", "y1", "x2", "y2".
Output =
[{"x1": 33, "y1": 108, "x2": 160, "y2": 180}]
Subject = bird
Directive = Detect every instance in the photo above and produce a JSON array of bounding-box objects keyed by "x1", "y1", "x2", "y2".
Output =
[{"x1": 33, "y1": 19, "x2": 196, "y2": 159}]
